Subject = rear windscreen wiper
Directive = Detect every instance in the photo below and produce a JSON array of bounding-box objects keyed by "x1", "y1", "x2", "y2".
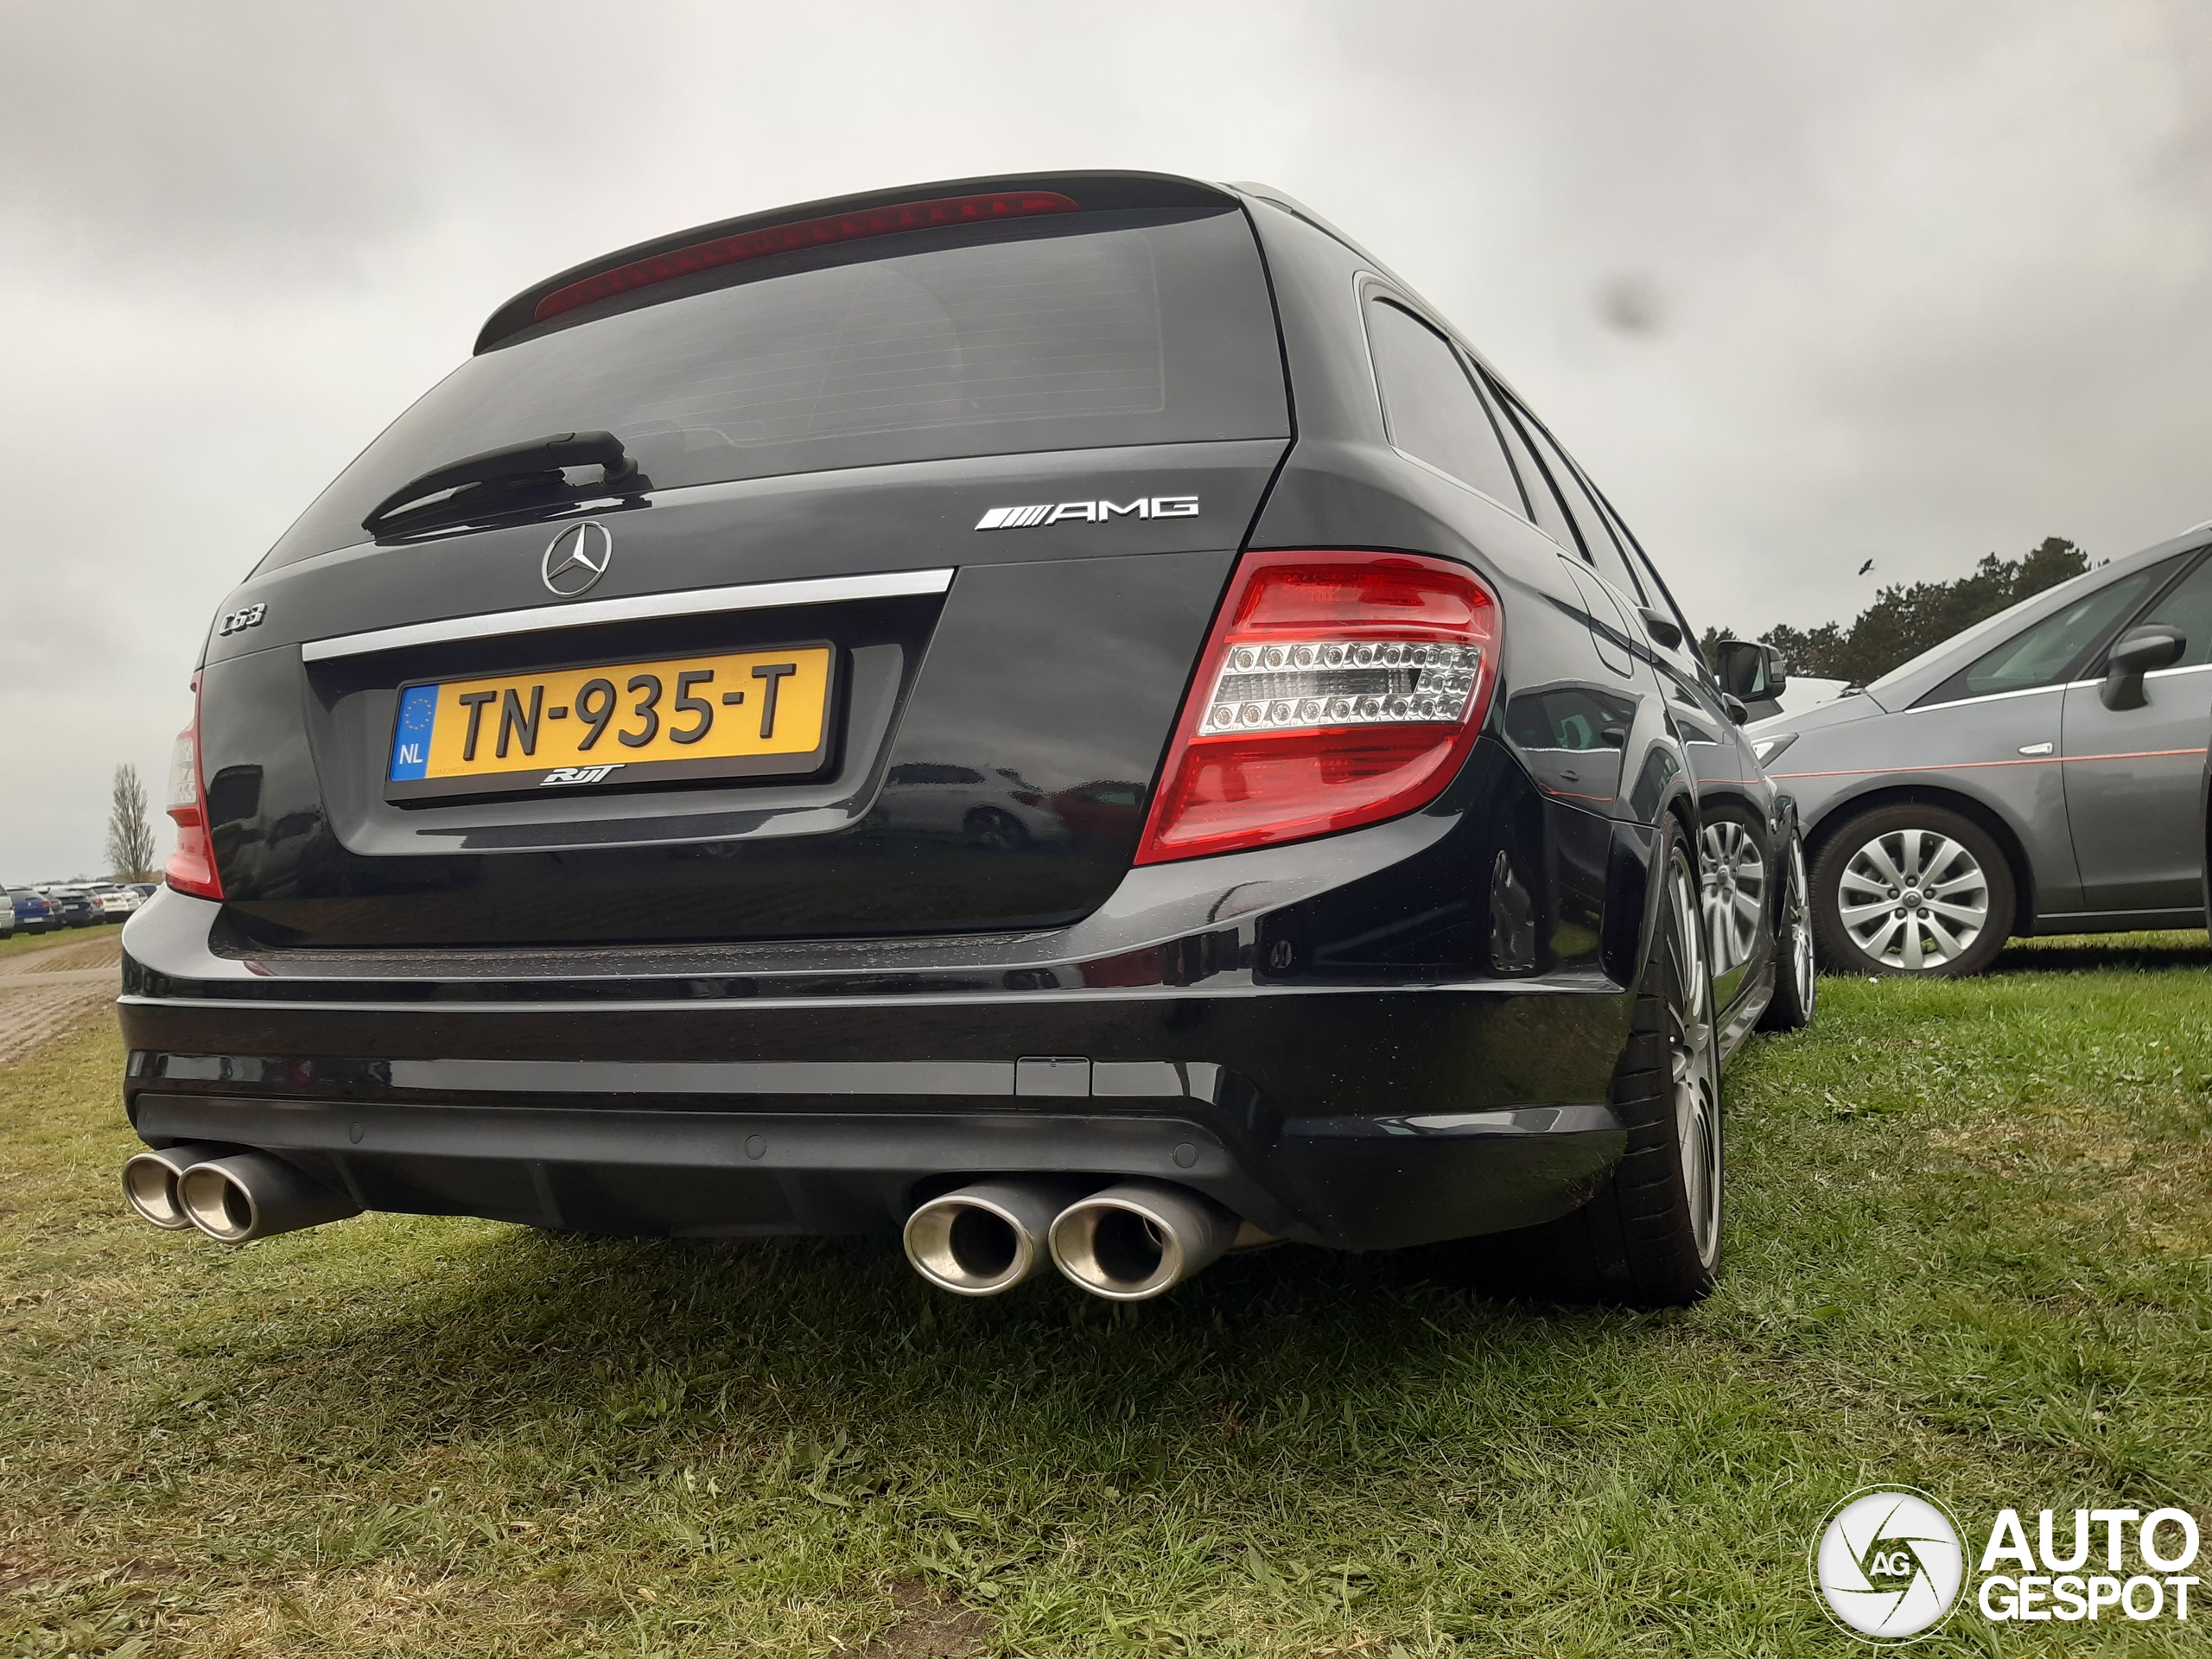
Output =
[{"x1": 361, "y1": 431, "x2": 641, "y2": 537}]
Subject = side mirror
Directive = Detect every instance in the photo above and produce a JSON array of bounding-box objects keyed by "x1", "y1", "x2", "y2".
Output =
[
  {"x1": 1713, "y1": 639, "x2": 1787, "y2": 699},
  {"x1": 1637, "y1": 607, "x2": 1684, "y2": 651},
  {"x1": 1721, "y1": 692, "x2": 1750, "y2": 726},
  {"x1": 2100, "y1": 624, "x2": 2185, "y2": 710}
]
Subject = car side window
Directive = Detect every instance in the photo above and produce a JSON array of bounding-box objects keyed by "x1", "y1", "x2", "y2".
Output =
[
  {"x1": 1497, "y1": 393, "x2": 1648, "y2": 601},
  {"x1": 1477, "y1": 378, "x2": 1576, "y2": 548},
  {"x1": 1363, "y1": 296, "x2": 1527, "y2": 514},
  {"x1": 1555, "y1": 458, "x2": 1654, "y2": 607},
  {"x1": 1919, "y1": 570, "x2": 2161, "y2": 704},
  {"x1": 2130, "y1": 552, "x2": 2212, "y2": 670},
  {"x1": 1583, "y1": 483, "x2": 1706, "y2": 666}
]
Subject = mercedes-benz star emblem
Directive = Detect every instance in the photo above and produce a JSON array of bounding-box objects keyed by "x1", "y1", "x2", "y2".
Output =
[{"x1": 542, "y1": 521, "x2": 613, "y2": 596}]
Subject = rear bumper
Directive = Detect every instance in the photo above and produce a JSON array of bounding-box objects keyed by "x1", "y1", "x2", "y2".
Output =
[
  {"x1": 120, "y1": 977, "x2": 1630, "y2": 1251},
  {"x1": 117, "y1": 789, "x2": 1645, "y2": 1252},
  {"x1": 126, "y1": 1090, "x2": 1624, "y2": 1252}
]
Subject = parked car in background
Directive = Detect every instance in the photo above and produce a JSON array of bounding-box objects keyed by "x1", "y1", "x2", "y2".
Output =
[
  {"x1": 119, "y1": 171, "x2": 1817, "y2": 1309},
  {"x1": 8, "y1": 889, "x2": 60, "y2": 933},
  {"x1": 1751, "y1": 523, "x2": 2212, "y2": 976},
  {"x1": 92, "y1": 885, "x2": 146, "y2": 921},
  {"x1": 0, "y1": 892, "x2": 12, "y2": 937},
  {"x1": 41, "y1": 887, "x2": 105, "y2": 928}
]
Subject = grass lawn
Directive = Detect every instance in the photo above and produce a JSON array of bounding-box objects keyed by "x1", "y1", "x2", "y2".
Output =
[{"x1": 3, "y1": 937, "x2": 2209, "y2": 1656}]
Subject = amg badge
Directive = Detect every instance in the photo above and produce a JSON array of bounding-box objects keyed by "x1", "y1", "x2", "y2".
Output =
[{"x1": 975, "y1": 496, "x2": 1198, "y2": 531}]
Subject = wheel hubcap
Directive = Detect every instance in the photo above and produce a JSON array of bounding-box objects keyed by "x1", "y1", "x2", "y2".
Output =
[
  {"x1": 1836, "y1": 827, "x2": 1988, "y2": 970},
  {"x1": 1666, "y1": 849, "x2": 1722, "y2": 1268},
  {"x1": 1699, "y1": 819, "x2": 1768, "y2": 976}
]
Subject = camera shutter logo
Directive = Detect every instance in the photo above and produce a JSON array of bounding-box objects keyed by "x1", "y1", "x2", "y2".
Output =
[
  {"x1": 542, "y1": 521, "x2": 613, "y2": 596},
  {"x1": 1812, "y1": 1488, "x2": 1966, "y2": 1642}
]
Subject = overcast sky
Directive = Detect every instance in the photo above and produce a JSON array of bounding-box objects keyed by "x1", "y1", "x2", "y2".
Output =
[{"x1": 3, "y1": 0, "x2": 2208, "y2": 880}]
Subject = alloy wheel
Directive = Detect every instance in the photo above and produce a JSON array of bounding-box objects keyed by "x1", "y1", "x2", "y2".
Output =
[
  {"x1": 1783, "y1": 836, "x2": 1816, "y2": 1011},
  {"x1": 1836, "y1": 827, "x2": 1989, "y2": 970},
  {"x1": 1699, "y1": 818, "x2": 1768, "y2": 976},
  {"x1": 1664, "y1": 849, "x2": 1722, "y2": 1268}
]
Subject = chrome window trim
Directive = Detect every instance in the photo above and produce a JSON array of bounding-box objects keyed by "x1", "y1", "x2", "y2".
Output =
[
  {"x1": 1905, "y1": 679, "x2": 2079, "y2": 714},
  {"x1": 1909, "y1": 658, "x2": 2212, "y2": 712},
  {"x1": 299, "y1": 567, "x2": 956, "y2": 661}
]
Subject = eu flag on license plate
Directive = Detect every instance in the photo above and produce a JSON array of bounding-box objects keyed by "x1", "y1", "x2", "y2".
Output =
[{"x1": 388, "y1": 684, "x2": 438, "y2": 780}]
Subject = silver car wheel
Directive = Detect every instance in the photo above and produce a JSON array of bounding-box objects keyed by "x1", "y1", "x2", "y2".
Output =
[
  {"x1": 1836, "y1": 827, "x2": 1989, "y2": 971},
  {"x1": 1664, "y1": 849, "x2": 1722, "y2": 1268},
  {"x1": 1784, "y1": 837, "x2": 1816, "y2": 1011},
  {"x1": 1700, "y1": 818, "x2": 1768, "y2": 976}
]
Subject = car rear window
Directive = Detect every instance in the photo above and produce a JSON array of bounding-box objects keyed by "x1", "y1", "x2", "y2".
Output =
[{"x1": 263, "y1": 207, "x2": 1286, "y2": 569}]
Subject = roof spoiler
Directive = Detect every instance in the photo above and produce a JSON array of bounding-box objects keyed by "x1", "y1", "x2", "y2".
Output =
[{"x1": 474, "y1": 170, "x2": 1242, "y2": 354}]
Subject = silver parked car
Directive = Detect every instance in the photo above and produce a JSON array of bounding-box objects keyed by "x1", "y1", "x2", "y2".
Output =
[{"x1": 1750, "y1": 522, "x2": 2212, "y2": 976}]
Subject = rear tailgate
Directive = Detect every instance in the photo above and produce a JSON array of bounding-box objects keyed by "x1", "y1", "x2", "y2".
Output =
[
  {"x1": 192, "y1": 179, "x2": 1291, "y2": 950},
  {"x1": 200, "y1": 443, "x2": 1281, "y2": 947}
]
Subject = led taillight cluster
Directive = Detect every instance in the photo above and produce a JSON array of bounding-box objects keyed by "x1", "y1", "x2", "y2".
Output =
[
  {"x1": 1135, "y1": 551, "x2": 1500, "y2": 865},
  {"x1": 1199, "y1": 639, "x2": 1484, "y2": 733},
  {"x1": 164, "y1": 677, "x2": 222, "y2": 899}
]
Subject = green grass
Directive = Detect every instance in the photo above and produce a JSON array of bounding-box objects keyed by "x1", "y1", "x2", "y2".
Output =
[{"x1": 3, "y1": 937, "x2": 2209, "y2": 1656}]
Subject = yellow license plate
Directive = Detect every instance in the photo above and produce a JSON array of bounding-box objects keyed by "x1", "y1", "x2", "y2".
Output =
[{"x1": 386, "y1": 644, "x2": 834, "y2": 798}]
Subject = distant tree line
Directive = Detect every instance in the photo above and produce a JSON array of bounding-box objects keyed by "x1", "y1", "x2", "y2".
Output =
[{"x1": 1700, "y1": 536, "x2": 2091, "y2": 686}]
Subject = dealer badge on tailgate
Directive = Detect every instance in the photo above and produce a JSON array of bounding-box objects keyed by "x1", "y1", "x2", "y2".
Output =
[{"x1": 385, "y1": 644, "x2": 835, "y2": 801}]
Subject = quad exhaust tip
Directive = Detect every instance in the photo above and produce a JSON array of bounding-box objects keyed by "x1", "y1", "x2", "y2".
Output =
[
  {"x1": 904, "y1": 1177, "x2": 1244, "y2": 1301},
  {"x1": 902, "y1": 1179, "x2": 1090, "y2": 1296},
  {"x1": 124, "y1": 1147, "x2": 362, "y2": 1243},
  {"x1": 121, "y1": 1143, "x2": 229, "y2": 1230},
  {"x1": 1048, "y1": 1180, "x2": 1240, "y2": 1302}
]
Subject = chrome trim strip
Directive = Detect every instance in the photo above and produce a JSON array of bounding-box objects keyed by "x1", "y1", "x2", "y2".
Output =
[
  {"x1": 1907, "y1": 658, "x2": 2212, "y2": 713},
  {"x1": 1903, "y1": 680, "x2": 2073, "y2": 713},
  {"x1": 298, "y1": 568, "x2": 957, "y2": 662}
]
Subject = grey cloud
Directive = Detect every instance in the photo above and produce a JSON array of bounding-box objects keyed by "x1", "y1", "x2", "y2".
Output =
[{"x1": 2, "y1": 0, "x2": 2209, "y2": 877}]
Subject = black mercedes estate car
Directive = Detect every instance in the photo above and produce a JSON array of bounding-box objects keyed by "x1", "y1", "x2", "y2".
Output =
[{"x1": 119, "y1": 172, "x2": 1814, "y2": 1307}]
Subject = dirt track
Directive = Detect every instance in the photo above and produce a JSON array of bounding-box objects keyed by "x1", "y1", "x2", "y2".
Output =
[{"x1": 0, "y1": 933, "x2": 121, "y2": 1064}]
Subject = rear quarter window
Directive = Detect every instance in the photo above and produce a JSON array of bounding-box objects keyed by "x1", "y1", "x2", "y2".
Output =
[
  {"x1": 264, "y1": 207, "x2": 1287, "y2": 569},
  {"x1": 1363, "y1": 296, "x2": 1526, "y2": 512}
]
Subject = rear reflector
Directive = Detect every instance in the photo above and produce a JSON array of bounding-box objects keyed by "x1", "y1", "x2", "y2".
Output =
[
  {"x1": 1135, "y1": 551, "x2": 1500, "y2": 864},
  {"x1": 164, "y1": 677, "x2": 222, "y2": 900},
  {"x1": 532, "y1": 190, "x2": 1081, "y2": 324}
]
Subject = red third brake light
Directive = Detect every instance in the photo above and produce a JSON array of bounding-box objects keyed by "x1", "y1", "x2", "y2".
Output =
[
  {"x1": 532, "y1": 190, "x2": 1081, "y2": 324},
  {"x1": 165, "y1": 676, "x2": 222, "y2": 900},
  {"x1": 1135, "y1": 551, "x2": 1502, "y2": 865}
]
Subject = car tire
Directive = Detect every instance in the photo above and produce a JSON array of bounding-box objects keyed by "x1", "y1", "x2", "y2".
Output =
[
  {"x1": 1758, "y1": 832, "x2": 1817, "y2": 1032},
  {"x1": 1809, "y1": 803, "x2": 2014, "y2": 978},
  {"x1": 1452, "y1": 815, "x2": 1724, "y2": 1307}
]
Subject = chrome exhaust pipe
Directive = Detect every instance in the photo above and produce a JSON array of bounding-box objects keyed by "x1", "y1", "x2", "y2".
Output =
[
  {"x1": 903, "y1": 1179, "x2": 1090, "y2": 1296},
  {"x1": 121, "y1": 1143, "x2": 231, "y2": 1230},
  {"x1": 175, "y1": 1152, "x2": 362, "y2": 1243},
  {"x1": 1047, "y1": 1180, "x2": 1239, "y2": 1301}
]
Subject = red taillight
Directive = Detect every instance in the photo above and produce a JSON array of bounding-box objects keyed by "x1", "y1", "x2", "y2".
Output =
[
  {"x1": 164, "y1": 677, "x2": 222, "y2": 900},
  {"x1": 532, "y1": 190, "x2": 1081, "y2": 324},
  {"x1": 1135, "y1": 551, "x2": 1501, "y2": 865}
]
